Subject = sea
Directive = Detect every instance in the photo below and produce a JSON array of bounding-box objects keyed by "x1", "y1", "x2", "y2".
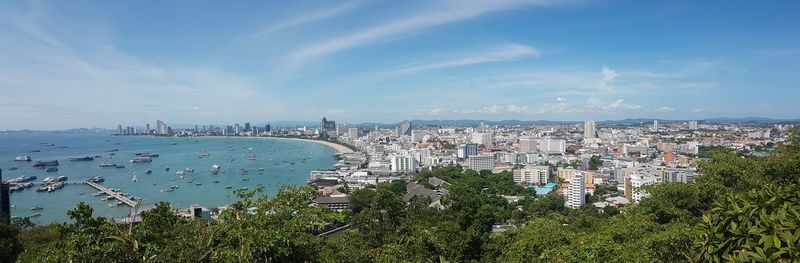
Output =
[{"x1": 0, "y1": 131, "x2": 336, "y2": 224}]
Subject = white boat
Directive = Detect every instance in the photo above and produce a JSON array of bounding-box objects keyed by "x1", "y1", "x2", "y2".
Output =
[
  {"x1": 15, "y1": 156, "x2": 31, "y2": 161},
  {"x1": 211, "y1": 164, "x2": 220, "y2": 175},
  {"x1": 129, "y1": 156, "x2": 152, "y2": 163},
  {"x1": 184, "y1": 168, "x2": 194, "y2": 173},
  {"x1": 132, "y1": 175, "x2": 137, "y2": 182},
  {"x1": 175, "y1": 170, "x2": 185, "y2": 176}
]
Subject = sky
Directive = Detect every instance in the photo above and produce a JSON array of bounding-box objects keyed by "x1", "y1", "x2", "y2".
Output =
[{"x1": 0, "y1": 0, "x2": 798, "y2": 129}]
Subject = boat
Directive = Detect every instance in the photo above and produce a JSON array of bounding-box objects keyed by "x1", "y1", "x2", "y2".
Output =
[
  {"x1": 99, "y1": 163, "x2": 117, "y2": 168},
  {"x1": 107, "y1": 149, "x2": 119, "y2": 152},
  {"x1": 8, "y1": 167, "x2": 18, "y2": 171},
  {"x1": 107, "y1": 202, "x2": 118, "y2": 207},
  {"x1": 88, "y1": 176, "x2": 104, "y2": 183},
  {"x1": 92, "y1": 191, "x2": 104, "y2": 196},
  {"x1": 115, "y1": 165, "x2": 125, "y2": 169},
  {"x1": 225, "y1": 186, "x2": 233, "y2": 189},
  {"x1": 242, "y1": 178, "x2": 250, "y2": 181},
  {"x1": 165, "y1": 167, "x2": 170, "y2": 171},
  {"x1": 57, "y1": 176, "x2": 68, "y2": 182},
  {"x1": 132, "y1": 175, "x2": 138, "y2": 182},
  {"x1": 15, "y1": 156, "x2": 31, "y2": 161},
  {"x1": 195, "y1": 183, "x2": 202, "y2": 186},
  {"x1": 33, "y1": 160, "x2": 59, "y2": 167},
  {"x1": 28, "y1": 213, "x2": 41, "y2": 218},
  {"x1": 42, "y1": 177, "x2": 55, "y2": 183},
  {"x1": 69, "y1": 156, "x2": 94, "y2": 161},
  {"x1": 239, "y1": 168, "x2": 248, "y2": 175},
  {"x1": 199, "y1": 150, "x2": 209, "y2": 157},
  {"x1": 145, "y1": 169, "x2": 152, "y2": 174},
  {"x1": 45, "y1": 167, "x2": 58, "y2": 172},
  {"x1": 184, "y1": 168, "x2": 194, "y2": 173},
  {"x1": 93, "y1": 155, "x2": 102, "y2": 158},
  {"x1": 257, "y1": 167, "x2": 265, "y2": 172},
  {"x1": 213, "y1": 180, "x2": 219, "y2": 183},
  {"x1": 30, "y1": 206, "x2": 43, "y2": 210},
  {"x1": 30, "y1": 150, "x2": 40, "y2": 153},
  {"x1": 211, "y1": 164, "x2": 221, "y2": 175},
  {"x1": 175, "y1": 170, "x2": 185, "y2": 176},
  {"x1": 136, "y1": 153, "x2": 159, "y2": 157},
  {"x1": 129, "y1": 156, "x2": 152, "y2": 163}
]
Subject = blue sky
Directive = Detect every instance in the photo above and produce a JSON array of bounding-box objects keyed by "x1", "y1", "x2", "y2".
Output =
[{"x1": 0, "y1": 0, "x2": 798, "y2": 129}]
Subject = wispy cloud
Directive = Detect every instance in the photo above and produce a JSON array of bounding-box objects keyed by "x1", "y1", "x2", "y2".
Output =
[
  {"x1": 387, "y1": 44, "x2": 539, "y2": 75},
  {"x1": 287, "y1": 0, "x2": 559, "y2": 65},
  {"x1": 250, "y1": 1, "x2": 364, "y2": 38}
]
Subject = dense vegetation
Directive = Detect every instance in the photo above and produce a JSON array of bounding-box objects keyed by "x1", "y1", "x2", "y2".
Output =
[{"x1": 1, "y1": 130, "x2": 799, "y2": 262}]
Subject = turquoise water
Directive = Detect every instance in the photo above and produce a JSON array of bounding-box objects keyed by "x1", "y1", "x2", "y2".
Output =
[{"x1": 0, "y1": 132, "x2": 336, "y2": 224}]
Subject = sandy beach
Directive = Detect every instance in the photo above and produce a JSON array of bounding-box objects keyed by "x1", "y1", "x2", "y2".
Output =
[{"x1": 261, "y1": 137, "x2": 354, "y2": 154}]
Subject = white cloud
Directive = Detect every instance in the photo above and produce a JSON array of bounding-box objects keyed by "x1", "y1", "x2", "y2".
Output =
[
  {"x1": 250, "y1": 1, "x2": 364, "y2": 37},
  {"x1": 556, "y1": 97, "x2": 567, "y2": 102},
  {"x1": 655, "y1": 106, "x2": 675, "y2": 112},
  {"x1": 414, "y1": 108, "x2": 444, "y2": 116},
  {"x1": 506, "y1": 104, "x2": 529, "y2": 113},
  {"x1": 598, "y1": 65, "x2": 618, "y2": 93},
  {"x1": 388, "y1": 44, "x2": 539, "y2": 74},
  {"x1": 287, "y1": 0, "x2": 559, "y2": 65},
  {"x1": 480, "y1": 105, "x2": 502, "y2": 114}
]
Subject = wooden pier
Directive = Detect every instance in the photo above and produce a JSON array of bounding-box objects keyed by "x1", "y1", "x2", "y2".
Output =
[{"x1": 85, "y1": 181, "x2": 138, "y2": 207}]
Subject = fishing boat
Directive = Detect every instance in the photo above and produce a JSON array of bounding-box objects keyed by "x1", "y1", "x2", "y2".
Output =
[
  {"x1": 69, "y1": 156, "x2": 94, "y2": 161},
  {"x1": 129, "y1": 156, "x2": 152, "y2": 163},
  {"x1": 33, "y1": 160, "x2": 59, "y2": 167}
]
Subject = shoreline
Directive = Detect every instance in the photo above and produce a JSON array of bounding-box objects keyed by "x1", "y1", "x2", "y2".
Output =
[{"x1": 256, "y1": 137, "x2": 354, "y2": 154}]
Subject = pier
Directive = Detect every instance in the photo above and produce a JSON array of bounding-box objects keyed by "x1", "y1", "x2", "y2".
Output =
[{"x1": 85, "y1": 181, "x2": 139, "y2": 207}]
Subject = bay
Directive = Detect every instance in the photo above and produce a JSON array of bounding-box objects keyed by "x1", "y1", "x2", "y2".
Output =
[{"x1": 0, "y1": 132, "x2": 336, "y2": 224}]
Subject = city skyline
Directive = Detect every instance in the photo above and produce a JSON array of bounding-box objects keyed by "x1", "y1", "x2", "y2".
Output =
[{"x1": 1, "y1": 1, "x2": 799, "y2": 130}]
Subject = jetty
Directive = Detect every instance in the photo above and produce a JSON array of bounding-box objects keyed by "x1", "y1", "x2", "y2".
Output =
[{"x1": 85, "y1": 181, "x2": 138, "y2": 207}]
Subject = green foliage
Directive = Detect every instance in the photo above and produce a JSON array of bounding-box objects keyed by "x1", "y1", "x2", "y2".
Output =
[{"x1": 695, "y1": 184, "x2": 800, "y2": 262}]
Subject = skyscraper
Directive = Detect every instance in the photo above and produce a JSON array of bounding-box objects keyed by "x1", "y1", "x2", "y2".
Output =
[
  {"x1": 396, "y1": 120, "x2": 412, "y2": 136},
  {"x1": 583, "y1": 120, "x2": 596, "y2": 140},
  {"x1": 156, "y1": 120, "x2": 166, "y2": 135},
  {"x1": 653, "y1": 120, "x2": 658, "y2": 132},
  {"x1": 566, "y1": 172, "x2": 586, "y2": 209},
  {"x1": 518, "y1": 137, "x2": 537, "y2": 153},
  {"x1": 244, "y1": 122, "x2": 251, "y2": 132},
  {"x1": 688, "y1": 120, "x2": 698, "y2": 130}
]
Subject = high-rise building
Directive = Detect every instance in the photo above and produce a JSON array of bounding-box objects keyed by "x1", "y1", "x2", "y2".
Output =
[
  {"x1": 396, "y1": 120, "x2": 412, "y2": 136},
  {"x1": 471, "y1": 132, "x2": 493, "y2": 146},
  {"x1": 244, "y1": 122, "x2": 251, "y2": 132},
  {"x1": 411, "y1": 130, "x2": 425, "y2": 142},
  {"x1": 156, "y1": 120, "x2": 166, "y2": 135},
  {"x1": 566, "y1": 172, "x2": 586, "y2": 209},
  {"x1": 0, "y1": 169, "x2": 10, "y2": 224},
  {"x1": 653, "y1": 120, "x2": 659, "y2": 132},
  {"x1": 117, "y1": 124, "x2": 123, "y2": 135},
  {"x1": 234, "y1": 123, "x2": 241, "y2": 134},
  {"x1": 513, "y1": 165, "x2": 550, "y2": 185},
  {"x1": 348, "y1": 127, "x2": 358, "y2": 139},
  {"x1": 145, "y1": 123, "x2": 151, "y2": 134},
  {"x1": 629, "y1": 174, "x2": 657, "y2": 203},
  {"x1": 390, "y1": 154, "x2": 416, "y2": 172},
  {"x1": 535, "y1": 138, "x2": 566, "y2": 153},
  {"x1": 457, "y1": 143, "x2": 479, "y2": 159},
  {"x1": 264, "y1": 123, "x2": 271, "y2": 132},
  {"x1": 583, "y1": 120, "x2": 596, "y2": 140},
  {"x1": 468, "y1": 154, "x2": 495, "y2": 172},
  {"x1": 688, "y1": 120, "x2": 698, "y2": 130},
  {"x1": 518, "y1": 137, "x2": 537, "y2": 153}
]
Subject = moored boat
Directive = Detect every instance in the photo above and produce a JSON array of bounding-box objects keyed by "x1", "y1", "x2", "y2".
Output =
[{"x1": 15, "y1": 156, "x2": 31, "y2": 161}]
